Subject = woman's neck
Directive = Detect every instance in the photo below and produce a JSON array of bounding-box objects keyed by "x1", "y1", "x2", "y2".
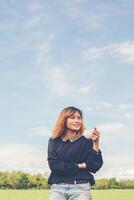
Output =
[{"x1": 65, "y1": 129, "x2": 78, "y2": 138}]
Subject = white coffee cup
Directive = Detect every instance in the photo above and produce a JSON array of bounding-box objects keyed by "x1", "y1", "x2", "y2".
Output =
[{"x1": 83, "y1": 129, "x2": 92, "y2": 139}]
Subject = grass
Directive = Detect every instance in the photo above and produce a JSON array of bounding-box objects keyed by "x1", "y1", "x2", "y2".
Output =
[
  {"x1": 92, "y1": 189, "x2": 134, "y2": 200},
  {"x1": 0, "y1": 189, "x2": 134, "y2": 200}
]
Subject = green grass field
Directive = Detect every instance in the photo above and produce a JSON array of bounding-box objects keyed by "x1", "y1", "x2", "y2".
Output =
[{"x1": 0, "y1": 189, "x2": 134, "y2": 200}]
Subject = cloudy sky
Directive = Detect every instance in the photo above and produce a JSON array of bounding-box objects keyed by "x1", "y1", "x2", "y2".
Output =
[{"x1": 0, "y1": 0, "x2": 134, "y2": 180}]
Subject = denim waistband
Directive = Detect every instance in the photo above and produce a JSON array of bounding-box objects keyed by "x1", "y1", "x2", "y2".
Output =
[{"x1": 59, "y1": 180, "x2": 89, "y2": 184}]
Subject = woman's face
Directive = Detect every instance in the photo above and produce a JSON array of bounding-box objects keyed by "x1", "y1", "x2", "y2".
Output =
[{"x1": 66, "y1": 111, "x2": 82, "y2": 131}]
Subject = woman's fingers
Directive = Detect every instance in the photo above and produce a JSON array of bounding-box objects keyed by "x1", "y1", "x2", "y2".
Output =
[
  {"x1": 78, "y1": 163, "x2": 86, "y2": 169},
  {"x1": 92, "y1": 131, "x2": 100, "y2": 138},
  {"x1": 93, "y1": 128, "x2": 100, "y2": 136},
  {"x1": 91, "y1": 128, "x2": 100, "y2": 142},
  {"x1": 92, "y1": 135, "x2": 99, "y2": 141}
]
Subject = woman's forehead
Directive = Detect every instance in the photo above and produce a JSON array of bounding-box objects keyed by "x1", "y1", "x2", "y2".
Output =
[{"x1": 69, "y1": 111, "x2": 81, "y2": 116}]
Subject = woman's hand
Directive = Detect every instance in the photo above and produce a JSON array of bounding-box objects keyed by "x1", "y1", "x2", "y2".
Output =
[
  {"x1": 91, "y1": 127, "x2": 100, "y2": 143},
  {"x1": 91, "y1": 127, "x2": 100, "y2": 152},
  {"x1": 78, "y1": 162, "x2": 86, "y2": 169}
]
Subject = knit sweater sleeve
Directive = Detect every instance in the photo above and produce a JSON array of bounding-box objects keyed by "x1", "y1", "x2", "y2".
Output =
[
  {"x1": 85, "y1": 139, "x2": 103, "y2": 173},
  {"x1": 47, "y1": 138, "x2": 79, "y2": 175}
]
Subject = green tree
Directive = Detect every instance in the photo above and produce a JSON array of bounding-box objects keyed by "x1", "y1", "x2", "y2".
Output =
[{"x1": 107, "y1": 178, "x2": 121, "y2": 189}]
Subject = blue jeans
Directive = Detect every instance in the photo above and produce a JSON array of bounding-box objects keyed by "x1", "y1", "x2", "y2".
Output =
[{"x1": 49, "y1": 182, "x2": 92, "y2": 200}]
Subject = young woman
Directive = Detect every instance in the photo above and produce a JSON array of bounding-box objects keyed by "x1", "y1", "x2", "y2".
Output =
[{"x1": 47, "y1": 106, "x2": 103, "y2": 200}]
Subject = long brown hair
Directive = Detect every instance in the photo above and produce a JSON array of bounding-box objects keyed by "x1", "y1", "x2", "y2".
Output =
[{"x1": 52, "y1": 106, "x2": 85, "y2": 139}]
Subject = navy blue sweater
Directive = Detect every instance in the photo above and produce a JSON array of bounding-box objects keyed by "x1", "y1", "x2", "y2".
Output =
[{"x1": 47, "y1": 136, "x2": 103, "y2": 186}]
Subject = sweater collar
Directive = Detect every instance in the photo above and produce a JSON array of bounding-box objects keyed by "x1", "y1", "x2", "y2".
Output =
[{"x1": 61, "y1": 133, "x2": 82, "y2": 142}]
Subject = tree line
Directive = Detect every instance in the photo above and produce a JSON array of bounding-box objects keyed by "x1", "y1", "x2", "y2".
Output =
[{"x1": 0, "y1": 171, "x2": 134, "y2": 189}]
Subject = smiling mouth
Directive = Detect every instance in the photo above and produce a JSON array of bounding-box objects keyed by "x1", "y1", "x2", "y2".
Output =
[{"x1": 73, "y1": 124, "x2": 80, "y2": 127}]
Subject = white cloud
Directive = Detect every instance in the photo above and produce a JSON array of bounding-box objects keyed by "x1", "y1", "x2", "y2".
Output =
[
  {"x1": 97, "y1": 154, "x2": 134, "y2": 180},
  {"x1": 29, "y1": 126, "x2": 52, "y2": 136},
  {"x1": 87, "y1": 106, "x2": 92, "y2": 111},
  {"x1": 78, "y1": 84, "x2": 96, "y2": 94},
  {"x1": 42, "y1": 66, "x2": 74, "y2": 97},
  {"x1": 124, "y1": 112, "x2": 134, "y2": 120},
  {"x1": 94, "y1": 101, "x2": 112, "y2": 110},
  {"x1": 125, "y1": 168, "x2": 134, "y2": 176},
  {"x1": 82, "y1": 41, "x2": 134, "y2": 64},
  {"x1": 25, "y1": 1, "x2": 47, "y2": 29},
  {"x1": 119, "y1": 104, "x2": 134, "y2": 110},
  {"x1": 60, "y1": 1, "x2": 83, "y2": 19},
  {"x1": 0, "y1": 144, "x2": 49, "y2": 175},
  {"x1": 82, "y1": 47, "x2": 105, "y2": 60},
  {"x1": 98, "y1": 122, "x2": 125, "y2": 133},
  {"x1": 114, "y1": 42, "x2": 134, "y2": 63},
  {"x1": 87, "y1": 101, "x2": 112, "y2": 112},
  {"x1": 25, "y1": 13, "x2": 47, "y2": 29},
  {"x1": 80, "y1": 14, "x2": 105, "y2": 31},
  {"x1": 36, "y1": 34, "x2": 55, "y2": 65},
  {"x1": 118, "y1": 104, "x2": 134, "y2": 120},
  {"x1": 60, "y1": 1, "x2": 114, "y2": 31},
  {"x1": 98, "y1": 167, "x2": 134, "y2": 180},
  {"x1": 73, "y1": 0, "x2": 87, "y2": 3}
]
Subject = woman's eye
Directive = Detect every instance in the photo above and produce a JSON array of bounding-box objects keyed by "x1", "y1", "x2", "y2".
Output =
[
  {"x1": 70, "y1": 116, "x2": 81, "y2": 120},
  {"x1": 70, "y1": 116, "x2": 74, "y2": 119}
]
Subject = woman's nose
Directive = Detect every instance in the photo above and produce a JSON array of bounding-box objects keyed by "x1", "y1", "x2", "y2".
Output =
[{"x1": 74, "y1": 118, "x2": 79, "y2": 122}]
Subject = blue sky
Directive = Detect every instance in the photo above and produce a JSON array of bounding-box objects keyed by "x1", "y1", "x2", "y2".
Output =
[{"x1": 0, "y1": 0, "x2": 134, "y2": 180}]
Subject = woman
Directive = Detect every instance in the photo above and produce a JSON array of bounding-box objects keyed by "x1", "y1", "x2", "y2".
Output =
[{"x1": 47, "y1": 106, "x2": 103, "y2": 200}]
